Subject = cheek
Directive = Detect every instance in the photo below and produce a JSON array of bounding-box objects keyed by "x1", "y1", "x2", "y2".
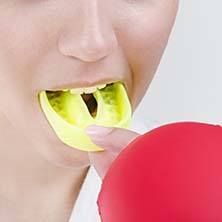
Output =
[
  {"x1": 116, "y1": 2, "x2": 178, "y2": 109},
  {"x1": 0, "y1": 6, "x2": 58, "y2": 116},
  {"x1": 0, "y1": 6, "x2": 57, "y2": 91},
  {"x1": 0, "y1": 7, "x2": 55, "y2": 146}
]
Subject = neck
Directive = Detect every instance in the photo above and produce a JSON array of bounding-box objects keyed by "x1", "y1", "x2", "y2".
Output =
[{"x1": 0, "y1": 112, "x2": 90, "y2": 221}]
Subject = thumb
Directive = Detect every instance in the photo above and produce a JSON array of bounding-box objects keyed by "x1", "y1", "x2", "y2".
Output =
[
  {"x1": 85, "y1": 124, "x2": 141, "y2": 180},
  {"x1": 85, "y1": 124, "x2": 140, "y2": 153}
]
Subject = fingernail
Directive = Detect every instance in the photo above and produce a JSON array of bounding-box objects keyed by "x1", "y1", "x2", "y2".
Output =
[{"x1": 85, "y1": 124, "x2": 113, "y2": 138}]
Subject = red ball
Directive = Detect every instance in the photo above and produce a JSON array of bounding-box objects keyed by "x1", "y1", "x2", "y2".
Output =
[{"x1": 97, "y1": 122, "x2": 222, "y2": 222}]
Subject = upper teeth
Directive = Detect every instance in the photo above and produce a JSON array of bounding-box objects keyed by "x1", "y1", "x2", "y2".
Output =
[{"x1": 64, "y1": 83, "x2": 107, "y2": 94}]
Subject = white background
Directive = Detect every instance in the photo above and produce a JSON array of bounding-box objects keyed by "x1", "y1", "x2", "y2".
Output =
[{"x1": 134, "y1": 0, "x2": 222, "y2": 130}]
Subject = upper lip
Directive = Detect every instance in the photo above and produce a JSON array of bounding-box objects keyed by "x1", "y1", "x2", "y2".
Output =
[{"x1": 44, "y1": 77, "x2": 128, "y2": 95}]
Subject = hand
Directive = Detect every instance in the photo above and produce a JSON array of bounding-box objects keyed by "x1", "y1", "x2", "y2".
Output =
[{"x1": 85, "y1": 124, "x2": 140, "y2": 180}]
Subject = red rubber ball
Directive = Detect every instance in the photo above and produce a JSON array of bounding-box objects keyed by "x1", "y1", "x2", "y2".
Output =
[{"x1": 97, "y1": 121, "x2": 222, "y2": 222}]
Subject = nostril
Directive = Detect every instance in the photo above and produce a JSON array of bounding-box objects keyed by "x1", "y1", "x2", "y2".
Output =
[
  {"x1": 76, "y1": 45, "x2": 111, "y2": 63},
  {"x1": 58, "y1": 29, "x2": 117, "y2": 63}
]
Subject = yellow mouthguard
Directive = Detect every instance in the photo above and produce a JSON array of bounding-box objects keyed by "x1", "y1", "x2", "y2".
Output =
[{"x1": 37, "y1": 81, "x2": 132, "y2": 152}]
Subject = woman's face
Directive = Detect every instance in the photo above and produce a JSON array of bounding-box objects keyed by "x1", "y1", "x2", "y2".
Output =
[{"x1": 0, "y1": 0, "x2": 178, "y2": 168}]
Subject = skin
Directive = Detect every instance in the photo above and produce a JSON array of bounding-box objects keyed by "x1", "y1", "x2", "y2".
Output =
[{"x1": 0, "y1": 0, "x2": 179, "y2": 221}]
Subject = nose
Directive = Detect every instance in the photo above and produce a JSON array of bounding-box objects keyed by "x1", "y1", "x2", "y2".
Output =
[{"x1": 58, "y1": 1, "x2": 118, "y2": 63}]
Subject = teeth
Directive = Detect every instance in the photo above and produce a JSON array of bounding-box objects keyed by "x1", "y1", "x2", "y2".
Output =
[
  {"x1": 82, "y1": 86, "x2": 97, "y2": 94},
  {"x1": 97, "y1": 84, "x2": 106, "y2": 89},
  {"x1": 70, "y1": 88, "x2": 84, "y2": 94},
  {"x1": 69, "y1": 84, "x2": 107, "y2": 94}
]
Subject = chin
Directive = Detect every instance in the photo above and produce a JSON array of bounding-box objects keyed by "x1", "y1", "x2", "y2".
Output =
[{"x1": 39, "y1": 138, "x2": 91, "y2": 169}]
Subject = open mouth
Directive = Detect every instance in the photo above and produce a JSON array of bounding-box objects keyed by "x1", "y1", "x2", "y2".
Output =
[
  {"x1": 45, "y1": 84, "x2": 102, "y2": 119},
  {"x1": 39, "y1": 81, "x2": 131, "y2": 127},
  {"x1": 37, "y1": 81, "x2": 132, "y2": 151}
]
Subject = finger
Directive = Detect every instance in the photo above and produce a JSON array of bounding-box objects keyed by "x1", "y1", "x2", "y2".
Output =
[
  {"x1": 85, "y1": 124, "x2": 141, "y2": 179},
  {"x1": 88, "y1": 149, "x2": 116, "y2": 179},
  {"x1": 85, "y1": 124, "x2": 141, "y2": 153}
]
